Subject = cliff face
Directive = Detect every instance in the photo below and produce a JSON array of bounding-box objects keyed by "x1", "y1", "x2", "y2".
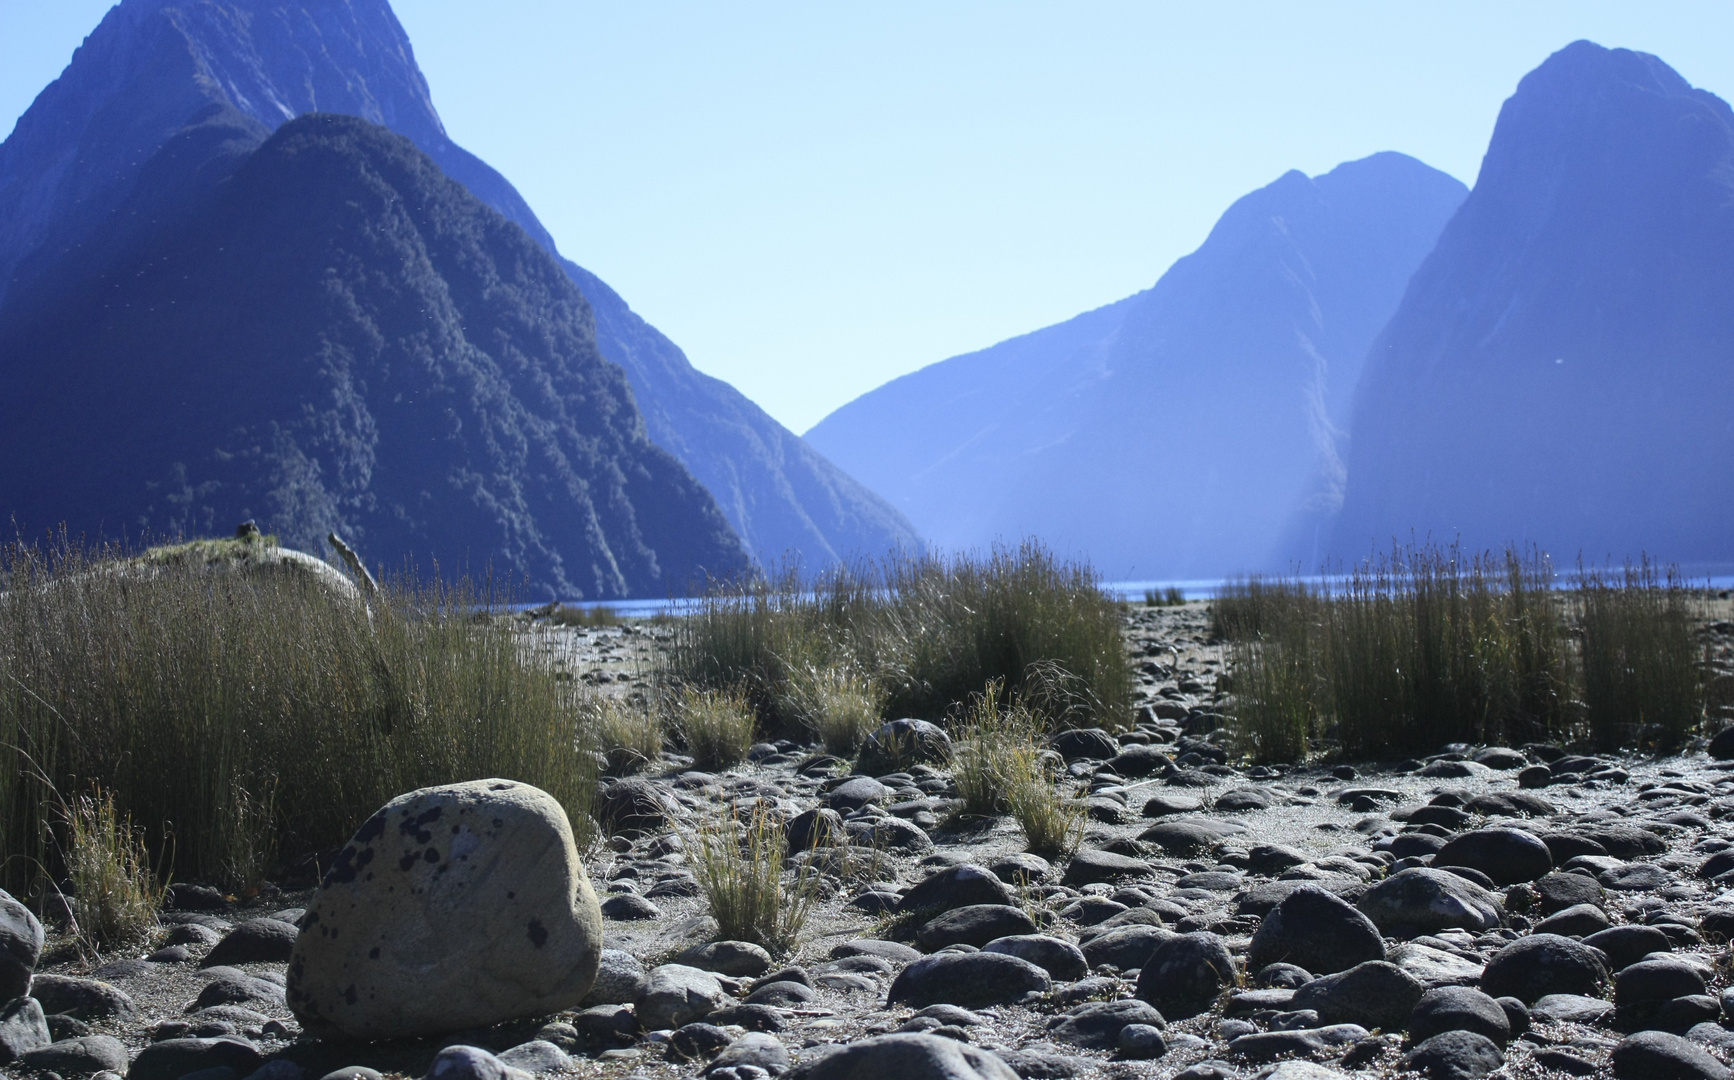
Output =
[
  {"x1": 1334, "y1": 42, "x2": 1734, "y2": 566},
  {"x1": 808, "y1": 153, "x2": 1466, "y2": 579},
  {"x1": 0, "y1": 112, "x2": 749, "y2": 597},
  {"x1": 0, "y1": 0, "x2": 918, "y2": 570}
]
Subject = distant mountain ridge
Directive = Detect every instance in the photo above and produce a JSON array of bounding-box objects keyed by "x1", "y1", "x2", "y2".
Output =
[
  {"x1": 0, "y1": 0, "x2": 918, "y2": 569},
  {"x1": 1333, "y1": 41, "x2": 1734, "y2": 566},
  {"x1": 808, "y1": 153, "x2": 1466, "y2": 579},
  {"x1": 0, "y1": 109, "x2": 749, "y2": 597}
]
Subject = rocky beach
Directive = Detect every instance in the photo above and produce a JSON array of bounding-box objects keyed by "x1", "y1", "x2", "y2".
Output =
[{"x1": 6, "y1": 603, "x2": 1734, "y2": 1080}]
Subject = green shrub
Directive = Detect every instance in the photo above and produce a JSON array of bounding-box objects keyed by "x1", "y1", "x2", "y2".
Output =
[
  {"x1": 0, "y1": 540, "x2": 596, "y2": 898},
  {"x1": 675, "y1": 685, "x2": 757, "y2": 770},
  {"x1": 668, "y1": 542, "x2": 1131, "y2": 734}
]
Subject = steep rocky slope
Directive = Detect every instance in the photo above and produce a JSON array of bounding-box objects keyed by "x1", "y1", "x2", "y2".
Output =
[
  {"x1": 0, "y1": 112, "x2": 748, "y2": 598},
  {"x1": 0, "y1": 0, "x2": 917, "y2": 569},
  {"x1": 809, "y1": 154, "x2": 1465, "y2": 578},
  {"x1": 1335, "y1": 42, "x2": 1734, "y2": 566}
]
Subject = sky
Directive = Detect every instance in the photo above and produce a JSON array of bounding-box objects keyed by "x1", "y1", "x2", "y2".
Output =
[{"x1": 6, "y1": 3, "x2": 1734, "y2": 434}]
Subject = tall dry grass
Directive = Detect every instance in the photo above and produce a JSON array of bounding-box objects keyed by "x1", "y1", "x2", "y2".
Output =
[
  {"x1": 667, "y1": 542, "x2": 1131, "y2": 737},
  {"x1": 1219, "y1": 545, "x2": 1705, "y2": 760},
  {"x1": 0, "y1": 540, "x2": 596, "y2": 899}
]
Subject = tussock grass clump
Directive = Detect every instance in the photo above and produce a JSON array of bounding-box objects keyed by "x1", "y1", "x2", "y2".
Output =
[
  {"x1": 675, "y1": 685, "x2": 758, "y2": 770},
  {"x1": 1144, "y1": 586, "x2": 1186, "y2": 607},
  {"x1": 1221, "y1": 545, "x2": 1706, "y2": 760},
  {"x1": 1577, "y1": 560, "x2": 1703, "y2": 750},
  {"x1": 690, "y1": 802, "x2": 822, "y2": 954},
  {"x1": 0, "y1": 540, "x2": 596, "y2": 899},
  {"x1": 62, "y1": 788, "x2": 166, "y2": 953},
  {"x1": 589, "y1": 697, "x2": 664, "y2": 774},
  {"x1": 547, "y1": 604, "x2": 620, "y2": 628},
  {"x1": 780, "y1": 662, "x2": 885, "y2": 755},
  {"x1": 951, "y1": 681, "x2": 1082, "y2": 854},
  {"x1": 669, "y1": 542, "x2": 1131, "y2": 735}
]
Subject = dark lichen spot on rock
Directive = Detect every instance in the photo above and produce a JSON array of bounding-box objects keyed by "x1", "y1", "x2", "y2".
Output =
[
  {"x1": 399, "y1": 852, "x2": 420, "y2": 872},
  {"x1": 368, "y1": 947, "x2": 380, "y2": 959},
  {"x1": 354, "y1": 811, "x2": 388, "y2": 845},
  {"x1": 400, "y1": 806, "x2": 443, "y2": 837},
  {"x1": 424, "y1": 848, "x2": 440, "y2": 864},
  {"x1": 344, "y1": 984, "x2": 358, "y2": 1006},
  {"x1": 527, "y1": 917, "x2": 548, "y2": 948}
]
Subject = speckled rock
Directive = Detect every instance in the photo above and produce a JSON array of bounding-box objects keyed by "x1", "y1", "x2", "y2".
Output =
[{"x1": 286, "y1": 779, "x2": 603, "y2": 1040}]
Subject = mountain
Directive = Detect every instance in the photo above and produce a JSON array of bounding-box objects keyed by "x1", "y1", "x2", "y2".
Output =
[
  {"x1": 0, "y1": 110, "x2": 748, "y2": 598},
  {"x1": 807, "y1": 153, "x2": 1466, "y2": 579},
  {"x1": 1334, "y1": 42, "x2": 1734, "y2": 567},
  {"x1": 0, "y1": 0, "x2": 918, "y2": 569}
]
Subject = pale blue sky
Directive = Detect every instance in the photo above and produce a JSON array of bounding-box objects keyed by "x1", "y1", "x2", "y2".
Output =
[{"x1": 6, "y1": 3, "x2": 1734, "y2": 432}]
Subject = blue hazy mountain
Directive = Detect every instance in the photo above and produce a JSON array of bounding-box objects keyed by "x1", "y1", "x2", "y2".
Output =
[
  {"x1": 1333, "y1": 42, "x2": 1734, "y2": 567},
  {"x1": 0, "y1": 109, "x2": 750, "y2": 598},
  {"x1": 807, "y1": 154, "x2": 1466, "y2": 579},
  {"x1": 0, "y1": 0, "x2": 917, "y2": 570}
]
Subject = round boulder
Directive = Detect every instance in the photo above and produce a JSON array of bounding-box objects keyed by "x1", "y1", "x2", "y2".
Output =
[
  {"x1": 286, "y1": 779, "x2": 603, "y2": 1040},
  {"x1": 1479, "y1": 934, "x2": 1608, "y2": 1004},
  {"x1": 1249, "y1": 885, "x2": 1385, "y2": 975},
  {"x1": 1357, "y1": 868, "x2": 1502, "y2": 938},
  {"x1": 0, "y1": 890, "x2": 43, "y2": 1003},
  {"x1": 887, "y1": 952, "x2": 1050, "y2": 1009},
  {"x1": 1134, "y1": 932, "x2": 1238, "y2": 1017},
  {"x1": 1433, "y1": 828, "x2": 1553, "y2": 885},
  {"x1": 1408, "y1": 986, "x2": 1512, "y2": 1046},
  {"x1": 784, "y1": 1032, "x2": 1018, "y2": 1080},
  {"x1": 858, "y1": 719, "x2": 952, "y2": 776},
  {"x1": 1290, "y1": 960, "x2": 1424, "y2": 1031}
]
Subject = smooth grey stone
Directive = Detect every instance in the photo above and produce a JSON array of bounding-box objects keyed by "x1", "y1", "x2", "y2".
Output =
[
  {"x1": 1357, "y1": 868, "x2": 1502, "y2": 937},
  {"x1": 1060, "y1": 849, "x2": 1152, "y2": 887},
  {"x1": 1531, "y1": 993, "x2": 1616, "y2": 1024},
  {"x1": 1116, "y1": 1023, "x2": 1167, "y2": 1059},
  {"x1": 26, "y1": 974, "x2": 136, "y2": 1021},
  {"x1": 1611, "y1": 1030, "x2": 1733, "y2": 1080},
  {"x1": 1408, "y1": 986, "x2": 1512, "y2": 1046},
  {"x1": 1387, "y1": 942, "x2": 1484, "y2": 988},
  {"x1": 1400, "y1": 1030, "x2": 1504, "y2": 1080},
  {"x1": 886, "y1": 952, "x2": 1050, "y2": 1009},
  {"x1": 678, "y1": 941, "x2": 773, "y2": 978},
  {"x1": 1226, "y1": 1024, "x2": 1368, "y2": 1063},
  {"x1": 583, "y1": 949, "x2": 648, "y2": 1006},
  {"x1": 981, "y1": 935, "x2": 1085, "y2": 982},
  {"x1": 917, "y1": 906, "x2": 1037, "y2": 952},
  {"x1": 1134, "y1": 932, "x2": 1237, "y2": 1018},
  {"x1": 1290, "y1": 960, "x2": 1425, "y2": 1030},
  {"x1": 0, "y1": 889, "x2": 44, "y2": 1004},
  {"x1": 1078, "y1": 925, "x2": 1173, "y2": 971},
  {"x1": 497, "y1": 1039, "x2": 570, "y2": 1074},
  {"x1": 202, "y1": 918, "x2": 297, "y2": 967},
  {"x1": 705, "y1": 1033, "x2": 789, "y2": 1077},
  {"x1": 1480, "y1": 934, "x2": 1608, "y2": 1003},
  {"x1": 22, "y1": 1035, "x2": 130, "y2": 1076},
  {"x1": 1586, "y1": 924, "x2": 1674, "y2": 970},
  {"x1": 1045, "y1": 999, "x2": 1165, "y2": 1051},
  {"x1": 128, "y1": 1038, "x2": 265, "y2": 1080},
  {"x1": 785, "y1": 1032, "x2": 1018, "y2": 1080},
  {"x1": 0, "y1": 997, "x2": 50, "y2": 1063},
  {"x1": 899, "y1": 865, "x2": 1016, "y2": 914},
  {"x1": 637, "y1": 965, "x2": 728, "y2": 1030},
  {"x1": 421, "y1": 1045, "x2": 532, "y2": 1080},
  {"x1": 1249, "y1": 885, "x2": 1385, "y2": 975},
  {"x1": 1534, "y1": 902, "x2": 1612, "y2": 937}
]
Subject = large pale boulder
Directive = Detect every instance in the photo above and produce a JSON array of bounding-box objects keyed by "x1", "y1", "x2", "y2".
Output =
[{"x1": 286, "y1": 780, "x2": 602, "y2": 1040}]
